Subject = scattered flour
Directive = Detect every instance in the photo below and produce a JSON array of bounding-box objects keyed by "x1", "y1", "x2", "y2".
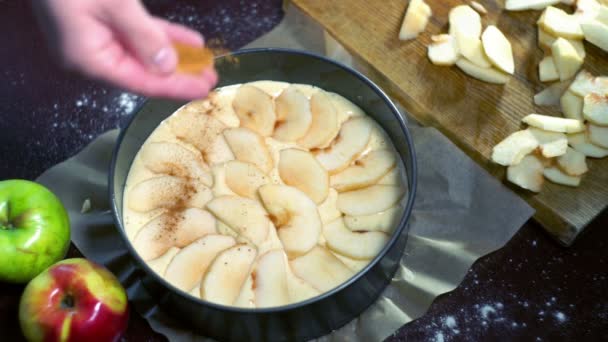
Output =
[{"x1": 554, "y1": 311, "x2": 567, "y2": 323}]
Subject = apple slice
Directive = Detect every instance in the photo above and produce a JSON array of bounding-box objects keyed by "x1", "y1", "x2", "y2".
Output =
[
  {"x1": 491, "y1": 130, "x2": 539, "y2": 166},
  {"x1": 337, "y1": 185, "x2": 404, "y2": 216},
  {"x1": 289, "y1": 246, "x2": 355, "y2": 292},
  {"x1": 133, "y1": 208, "x2": 217, "y2": 260},
  {"x1": 522, "y1": 114, "x2": 585, "y2": 133},
  {"x1": 538, "y1": 7, "x2": 584, "y2": 40},
  {"x1": 378, "y1": 167, "x2": 404, "y2": 186},
  {"x1": 258, "y1": 185, "x2": 322, "y2": 258},
  {"x1": 232, "y1": 84, "x2": 276, "y2": 136},
  {"x1": 538, "y1": 28, "x2": 557, "y2": 52},
  {"x1": 200, "y1": 244, "x2": 257, "y2": 306},
  {"x1": 561, "y1": 91, "x2": 584, "y2": 121},
  {"x1": 539, "y1": 56, "x2": 559, "y2": 82},
  {"x1": 399, "y1": 0, "x2": 432, "y2": 41},
  {"x1": 224, "y1": 161, "x2": 269, "y2": 200},
  {"x1": 557, "y1": 147, "x2": 588, "y2": 176},
  {"x1": 317, "y1": 188, "x2": 343, "y2": 224},
  {"x1": 169, "y1": 108, "x2": 227, "y2": 159},
  {"x1": 206, "y1": 196, "x2": 270, "y2": 245},
  {"x1": 470, "y1": 1, "x2": 488, "y2": 15},
  {"x1": 164, "y1": 234, "x2": 236, "y2": 292},
  {"x1": 344, "y1": 205, "x2": 402, "y2": 234},
  {"x1": 529, "y1": 128, "x2": 568, "y2": 158},
  {"x1": 569, "y1": 70, "x2": 608, "y2": 97},
  {"x1": 506, "y1": 0, "x2": 560, "y2": 11},
  {"x1": 140, "y1": 142, "x2": 212, "y2": 186},
  {"x1": 583, "y1": 93, "x2": 608, "y2": 125},
  {"x1": 278, "y1": 149, "x2": 329, "y2": 204},
  {"x1": 128, "y1": 176, "x2": 212, "y2": 212},
  {"x1": 428, "y1": 34, "x2": 460, "y2": 66},
  {"x1": 543, "y1": 167, "x2": 582, "y2": 187},
  {"x1": 204, "y1": 134, "x2": 236, "y2": 167},
  {"x1": 324, "y1": 218, "x2": 390, "y2": 260},
  {"x1": 568, "y1": 132, "x2": 608, "y2": 157},
  {"x1": 457, "y1": 36, "x2": 493, "y2": 68},
  {"x1": 449, "y1": 5, "x2": 482, "y2": 39},
  {"x1": 148, "y1": 247, "x2": 180, "y2": 276},
  {"x1": 254, "y1": 250, "x2": 290, "y2": 308},
  {"x1": 315, "y1": 117, "x2": 373, "y2": 174},
  {"x1": 506, "y1": 154, "x2": 545, "y2": 193},
  {"x1": 552, "y1": 38, "x2": 584, "y2": 81},
  {"x1": 481, "y1": 26, "x2": 515, "y2": 74},
  {"x1": 598, "y1": 5, "x2": 608, "y2": 24},
  {"x1": 223, "y1": 127, "x2": 274, "y2": 173},
  {"x1": 330, "y1": 150, "x2": 397, "y2": 192},
  {"x1": 455, "y1": 59, "x2": 510, "y2": 84},
  {"x1": 581, "y1": 20, "x2": 608, "y2": 52},
  {"x1": 273, "y1": 86, "x2": 313, "y2": 142},
  {"x1": 298, "y1": 91, "x2": 340, "y2": 149},
  {"x1": 588, "y1": 124, "x2": 608, "y2": 148}
]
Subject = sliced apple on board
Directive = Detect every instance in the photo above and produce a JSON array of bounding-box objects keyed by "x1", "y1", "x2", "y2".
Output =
[
  {"x1": 529, "y1": 128, "x2": 569, "y2": 158},
  {"x1": 399, "y1": 0, "x2": 432, "y2": 41},
  {"x1": 200, "y1": 244, "x2": 257, "y2": 306},
  {"x1": 223, "y1": 127, "x2": 274, "y2": 173},
  {"x1": 583, "y1": 93, "x2": 608, "y2": 125},
  {"x1": 543, "y1": 167, "x2": 582, "y2": 187},
  {"x1": 289, "y1": 246, "x2": 355, "y2": 292},
  {"x1": 505, "y1": 0, "x2": 560, "y2": 11},
  {"x1": 491, "y1": 130, "x2": 540, "y2": 166},
  {"x1": 581, "y1": 20, "x2": 608, "y2": 52},
  {"x1": 569, "y1": 71, "x2": 608, "y2": 97},
  {"x1": 568, "y1": 132, "x2": 608, "y2": 158},
  {"x1": 588, "y1": 124, "x2": 608, "y2": 148},
  {"x1": 254, "y1": 250, "x2": 290, "y2": 308},
  {"x1": 344, "y1": 205, "x2": 402, "y2": 234},
  {"x1": 324, "y1": 218, "x2": 390, "y2": 260},
  {"x1": 279, "y1": 149, "x2": 329, "y2": 204},
  {"x1": 224, "y1": 161, "x2": 269, "y2": 200},
  {"x1": 506, "y1": 154, "x2": 545, "y2": 193},
  {"x1": 552, "y1": 38, "x2": 584, "y2": 81},
  {"x1": 164, "y1": 234, "x2": 236, "y2": 292},
  {"x1": 427, "y1": 34, "x2": 460, "y2": 66},
  {"x1": 315, "y1": 117, "x2": 373, "y2": 174},
  {"x1": 557, "y1": 147, "x2": 589, "y2": 176},
  {"x1": 470, "y1": 1, "x2": 488, "y2": 15},
  {"x1": 455, "y1": 59, "x2": 510, "y2": 84},
  {"x1": 538, "y1": 7, "x2": 584, "y2": 40},
  {"x1": 128, "y1": 176, "x2": 212, "y2": 212},
  {"x1": 449, "y1": 5, "x2": 482, "y2": 39},
  {"x1": 598, "y1": 5, "x2": 608, "y2": 25},
  {"x1": 273, "y1": 86, "x2": 313, "y2": 142},
  {"x1": 337, "y1": 185, "x2": 404, "y2": 216},
  {"x1": 330, "y1": 150, "x2": 397, "y2": 192},
  {"x1": 140, "y1": 142, "x2": 212, "y2": 186},
  {"x1": 457, "y1": 36, "x2": 493, "y2": 68},
  {"x1": 539, "y1": 56, "x2": 559, "y2": 83},
  {"x1": 232, "y1": 84, "x2": 276, "y2": 137},
  {"x1": 481, "y1": 26, "x2": 515, "y2": 74},
  {"x1": 298, "y1": 91, "x2": 340, "y2": 149},
  {"x1": 133, "y1": 208, "x2": 217, "y2": 261},
  {"x1": 258, "y1": 185, "x2": 322, "y2": 258},
  {"x1": 538, "y1": 30, "x2": 586, "y2": 59},
  {"x1": 522, "y1": 114, "x2": 585, "y2": 133},
  {"x1": 206, "y1": 196, "x2": 270, "y2": 246},
  {"x1": 561, "y1": 91, "x2": 584, "y2": 121}
]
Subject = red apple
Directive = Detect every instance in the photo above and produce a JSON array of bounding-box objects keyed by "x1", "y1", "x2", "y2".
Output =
[{"x1": 19, "y1": 258, "x2": 129, "y2": 342}]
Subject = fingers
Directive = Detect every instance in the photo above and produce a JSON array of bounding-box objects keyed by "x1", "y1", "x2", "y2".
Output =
[{"x1": 155, "y1": 18, "x2": 204, "y2": 47}]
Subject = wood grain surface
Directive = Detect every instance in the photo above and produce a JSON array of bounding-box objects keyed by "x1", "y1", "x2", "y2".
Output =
[{"x1": 290, "y1": 0, "x2": 608, "y2": 245}]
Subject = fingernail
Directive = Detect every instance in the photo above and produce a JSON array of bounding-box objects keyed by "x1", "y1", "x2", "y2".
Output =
[{"x1": 153, "y1": 47, "x2": 177, "y2": 74}]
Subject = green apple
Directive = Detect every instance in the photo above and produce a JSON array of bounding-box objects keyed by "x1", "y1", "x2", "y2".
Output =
[{"x1": 0, "y1": 179, "x2": 70, "y2": 283}]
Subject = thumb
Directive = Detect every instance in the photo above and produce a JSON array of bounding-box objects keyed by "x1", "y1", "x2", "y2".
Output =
[{"x1": 106, "y1": 1, "x2": 177, "y2": 74}]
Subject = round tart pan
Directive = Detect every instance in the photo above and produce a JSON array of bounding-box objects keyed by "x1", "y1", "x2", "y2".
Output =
[{"x1": 109, "y1": 48, "x2": 418, "y2": 342}]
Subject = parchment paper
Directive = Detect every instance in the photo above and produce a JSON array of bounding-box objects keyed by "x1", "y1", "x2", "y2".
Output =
[{"x1": 36, "y1": 5, "x2": 534, "y2": 342}]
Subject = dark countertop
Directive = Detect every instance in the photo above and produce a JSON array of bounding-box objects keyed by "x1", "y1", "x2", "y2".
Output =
[{"x1": 0, "y1": 1, "x2": 606, "y2": 341}]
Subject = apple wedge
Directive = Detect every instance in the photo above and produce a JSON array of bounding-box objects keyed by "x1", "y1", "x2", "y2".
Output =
[
  {"x1": 223, "y1": 127, "x2": 274, "y2": 173},
  {"x1": 481, "y1": 26, "x2": 515, "y2": 74},
  {"x1": 457, "y1": 36, "x2": 493, "y2": 68},
  {"x1": 588, "y1": 124, "x2": 608, "y2": 148},
  {"x1": 204, "y1": 134, "x2": 236, "y2": 167},
  {"x1": 298, "y1": 91, "x2": 340, "y2": 149},
  {"x1": 206, "y1": 196, "x2": 270, "y2": 245},
  {"x1": 568, "y1": 132, "x2": 608, "y2": 157},
  {"x1": 224, "y1": 161, "x2": 269, "y2": 200},
  {"x1": 399, "y1": 0, "x2": 432, "y2": 41},
  {"x1": 552, "y1": 38, "x2": 584, "y2": 81},
  {"x1": 148, "y1": 247, "x2": 179, "y2": 276},
  {"x1": 522, "y1": 114, "x2": 585, "y2": 133},
  {"x1": 254, "y1": 250, "x2": 290, "y2": 308},
  {"x1": 561, "y1": 91, "x2": 584, "y2": 120},
  {"x1": 470, "y1": 1, "x2": 488, "y2": 15},
  {"x1": 133, "y1": 208, "x2": 217, "y2": 261},
  {"x1": 315, "y1": 117, "x2": 373, "y2": 174},
  {"x1": 455, "y1": 59, "x2": 510, "y2": 84},
  {"x1": 344, "y1": 205, "x2": 402, "y2": 234},
  {"x1": 289, "y1": 246, "x2": 355, "y2": 292},
  {"x1": 491, "y1": 130, "x2": 540, "y2": 166},
  {"x1": 506, "y1": 0, "x2": 560, "y2": 11},
  {"x1": 200, "y1": 244, "x2": 257, "y2": 306},
  {"x1": 538, "y1": 7, "x2": 584, "y2": 40},
  {"x1": 169, "y1": 108, "x2": 227, "y2": 159},
  {"x1": 128, "y1": 176, "x2": 212, "y2": 212},
  {"x1": 449, "y1": 5, "x2": 482, "y2": 38},
  {"x1": 428, "y1": 34, "x2": 460, "y2": 66},
  {"x1": 274, "y1": 86, "x2": 313, "y2": 142},
  {"x1": 324, "y1": 218, "x2": 390, "y2": 260},
  {"x1": 583, "y1": 93, "x2": 608, "y2": 125},
  {"x1": 539, "y1": 56, "x2": 559, "y2": 82},
  {"x1": 569, "y1": 71, "x2": 608, "y2": 97},
  {"x1": 330, "y1": 150, "x2": 397, "y2": 192},
  {"x1": 258, "y1": 185, "x2": 322, "y2": 257},
  {"x1": 506, "y1": 154, "x2": 545, "y2": 193},
  {"x1": 543, "y1": 167, "x2": 582, "y2": 187},
  {"x1": 140, "y1": 142, "x2": 212, "y2": 186},
  {"x1": 337, "y1": 185, "x2": 404, "y2": 216},
  {"x1": 581, "y1": 20, "x2": 608, "y2": 52},
  {"x1": 317, "y1": 188, "x2": 343, "y2": 224},
  {"x1": 164, "y1": 234, "x2": 236, "y2": 292},
  {"x1": 279, "y1": 149, "x2": 329, "y2": 204},
  {"x1": 557, "y1": 147, "x2": 589, "y2": 176},
  {"x1": 378, "y1": 167, "x2": 404, "y2": 186},
  {"x1": 232, "y1": 84, "x2": 276, "y2": 136},
  {"x1": 529, "y1": 128, "x2": 568, "y2": 158}
]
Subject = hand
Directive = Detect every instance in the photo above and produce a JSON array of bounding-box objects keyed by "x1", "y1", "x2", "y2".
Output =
[{"x1": 33, "y1": 0, "x2": 218, "y2": 100}]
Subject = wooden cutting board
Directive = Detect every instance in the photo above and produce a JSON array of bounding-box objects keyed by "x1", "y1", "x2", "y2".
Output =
[{"x1": 290, "y1": 0, "x2": 608, "y2": 245}]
